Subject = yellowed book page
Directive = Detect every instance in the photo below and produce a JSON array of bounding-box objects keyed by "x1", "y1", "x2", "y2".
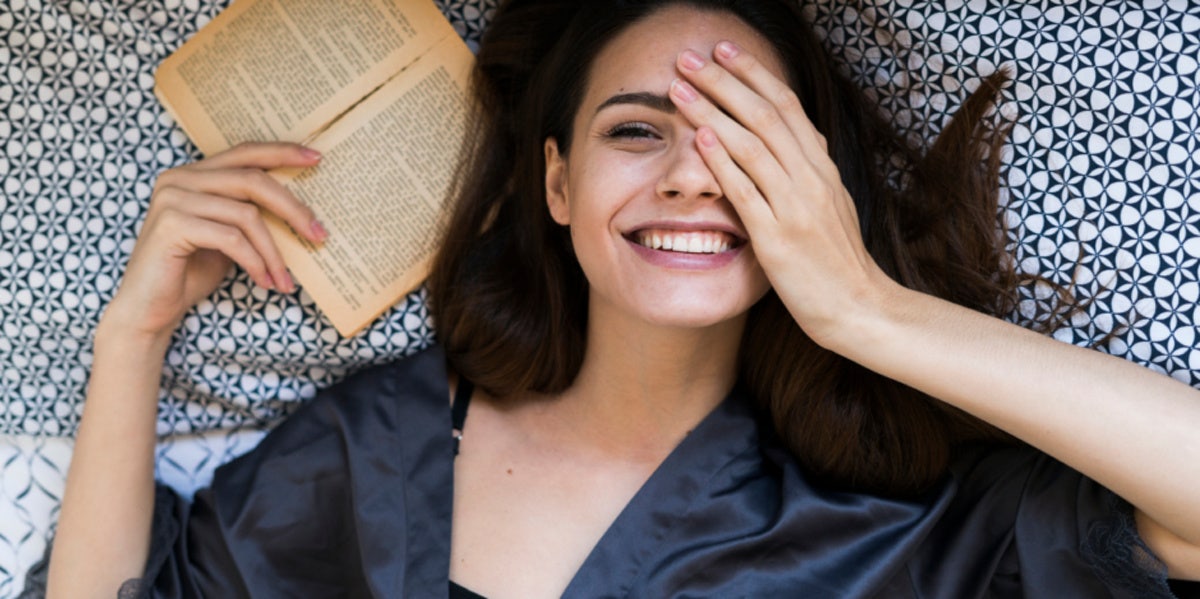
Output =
[
  {"x1": 266, "y1": 34, "x2": 474, "y2": 336},
  {"x1": 154, "y1": 0, "x2": 455, "y2": 155}
]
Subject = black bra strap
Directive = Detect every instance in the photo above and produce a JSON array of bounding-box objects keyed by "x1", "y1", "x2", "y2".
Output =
[{"x1": 451, "y1": 378, "x2": 474, "y2": 455}]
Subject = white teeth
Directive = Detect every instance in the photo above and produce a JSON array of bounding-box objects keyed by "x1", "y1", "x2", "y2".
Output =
[{"x1": 634, "y1": 230, "x2": 736, "y2": 254}]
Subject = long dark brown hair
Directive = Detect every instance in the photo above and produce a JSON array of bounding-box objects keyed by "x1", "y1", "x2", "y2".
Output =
[{"x1": 430, "y1": 0, "x2": 1024, "y2": 496}]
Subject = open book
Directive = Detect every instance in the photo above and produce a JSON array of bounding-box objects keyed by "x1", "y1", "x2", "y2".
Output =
[{"x1": 154, "y1": 0, "x2": 474, "y2": 336}]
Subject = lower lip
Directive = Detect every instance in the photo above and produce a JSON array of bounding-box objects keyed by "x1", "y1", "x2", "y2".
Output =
[{"x1": 626, "y1": 238, "x2": 742, "y2": 269}]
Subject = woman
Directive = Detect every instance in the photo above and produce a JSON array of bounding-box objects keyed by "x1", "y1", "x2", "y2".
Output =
[{"x1": 43, "y1": 0, "x2": 1200, "y2": 597}]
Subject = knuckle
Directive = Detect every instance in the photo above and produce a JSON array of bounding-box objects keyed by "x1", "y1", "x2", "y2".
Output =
[
  {"x1": 776, "y1": 89, "x2": 804, "y2": 116},
  {"x1": 156, "y1": 190, "x2": 190, "y2": 217},
  {"x1": 693, "y1": 95, "x2": 720, "y2": 121},
  {"x1": 152, "y1": 169, "x2": 182, "y2": 193},
  {"x1": 222, "y1": 227, "x2": 247, "y2": 249},
  {"x1": 232, "y1": 141, "x2": 261, "y2": 153},
  {"x1": 702, "y1": 63, "x2": 727, "y2": 86},
  {"x1": 748, "y1": 102, "x2": 782, "y2": 130},
  {"x1": 250, "y1": 166, "x2": 272, "y2": 180},
  {"x1": 150, "y1": 183, "x2": 180, "y2": 204},
  {"x1": 155, "y1": 206, "x2": 184, "y2": 228},
  {"x1": 738, "y1": 137, "x2": 768, "y2": 162},
  {"x1": 236, "y1": 169, "x2": 271, "y2": 195},
  {"x1": 235, "y1": 201, "x2": 261, "y2": 222},
  {"x1": 734, "y1": 179, "x2": 759, "y2": 201},
  {"x1": 253, "y1": 169, "x2": 280, "y2": 191}
]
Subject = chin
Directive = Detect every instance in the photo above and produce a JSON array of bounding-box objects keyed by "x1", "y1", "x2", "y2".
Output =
[
  {"x1": 588, "y1": 273, "x2": 771, "y2": 332},
  {"x1": 633, "y1": 296, "x2": 756, "y2": 330}
]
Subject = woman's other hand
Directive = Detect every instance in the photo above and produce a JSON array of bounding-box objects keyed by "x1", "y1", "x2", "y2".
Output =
[
  {"x1": 667, "y1": 42, "x2": 893, "y2": 347},
  {"x1": 52, "y1": 141, "x2": 326, "y2": 599},
  {"x1": 104, "y1": 142, "x2": 327, "y2": 341},
  {"x1": 669, "y1": 45, "x2": 1200, "y2": 578}
]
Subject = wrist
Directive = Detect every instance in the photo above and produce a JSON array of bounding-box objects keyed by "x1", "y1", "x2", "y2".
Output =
[
  {"x1": 816, "y1": 267, "x2": 913, "y2": 357},
  {"x1": 93, "y1": 300, "x2": 177, "y2": 358}
]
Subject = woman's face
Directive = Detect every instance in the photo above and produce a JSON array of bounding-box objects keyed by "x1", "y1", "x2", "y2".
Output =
[{"x1": 544, "y1": 6, "x2": 784, "y2": 331}]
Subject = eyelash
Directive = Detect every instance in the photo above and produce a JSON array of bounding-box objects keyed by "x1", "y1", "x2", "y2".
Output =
[{"x1": 604, "y1": 122, "x2": 658, "y2": 140}]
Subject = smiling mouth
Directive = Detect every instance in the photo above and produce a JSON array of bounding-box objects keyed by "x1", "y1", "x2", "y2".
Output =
[{"x1": 628, "y1": 228, "x2": 745, "y2": 254}]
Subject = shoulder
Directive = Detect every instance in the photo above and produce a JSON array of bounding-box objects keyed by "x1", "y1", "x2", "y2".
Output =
[
  {"x1": 193, "y1": 345, "x2": 456, "y2": 586},
  {"x1": 267, "y1": 344, "x2": 450, "y2": 444},
  {"x1": 318, "y1": 343, "x2": 450, "y2": 412},
  {"x1": 163, "y1": 346, "x2": 454, "y2": 597},
  {"x1": 210, "y1": 344, "x2": 451, "y2": 500},
  {"x1": 615, "y1": 396, "x2": 951, "y2": 598}
]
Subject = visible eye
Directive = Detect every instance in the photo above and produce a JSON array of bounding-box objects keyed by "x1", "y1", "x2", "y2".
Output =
[{"x1": 604, "y1": 122, "x2": 659, "y2": 140}]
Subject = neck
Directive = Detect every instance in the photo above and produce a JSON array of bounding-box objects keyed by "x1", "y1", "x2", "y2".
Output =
[{"x1": 540, "y1": 297, "x2": 745, "y2": 463}]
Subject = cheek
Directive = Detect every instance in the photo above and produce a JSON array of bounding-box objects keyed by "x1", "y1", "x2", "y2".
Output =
[
  {"x1": 735, "y1": 254, "x2": 774, "y2": 307},
  {"x1": 567, "y1": 212, "x2": 614, "y2": 271},
  {"x1": 563, "y1": 163, "x2": 618, "y2": 232},
  {"x1": 751, "y1": 271, "x2": 772, "y2": 301}
]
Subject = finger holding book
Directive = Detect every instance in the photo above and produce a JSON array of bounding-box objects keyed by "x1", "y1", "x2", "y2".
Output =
[{"x1": 106, "y1": 142, "x2": 327, "y2": 341}]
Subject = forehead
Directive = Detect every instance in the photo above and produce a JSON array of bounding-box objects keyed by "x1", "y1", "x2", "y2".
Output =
[{"x1": 585, "y1": 6, "x2": 787, "y2": 103}]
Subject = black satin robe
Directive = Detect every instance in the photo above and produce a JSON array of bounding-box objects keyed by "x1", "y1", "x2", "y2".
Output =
[{"x1": 132, "y1": 346, "x2": 1171, "y2": 598}]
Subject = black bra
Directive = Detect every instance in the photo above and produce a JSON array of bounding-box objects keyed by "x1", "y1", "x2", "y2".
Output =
[
  {"x1": 449, "y1": 378, "x2": 486, "y2": 598},
  {"x1": 449, "y1": 580, "x2": 486, "y2": 599},
  {"x1": 451, "y1": 377, "x2": 473, "y2": 455}
]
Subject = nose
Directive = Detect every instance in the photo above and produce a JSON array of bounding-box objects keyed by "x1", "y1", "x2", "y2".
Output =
[{"x1": 655, "y1": 135, "x2": 722, "y2": 201}]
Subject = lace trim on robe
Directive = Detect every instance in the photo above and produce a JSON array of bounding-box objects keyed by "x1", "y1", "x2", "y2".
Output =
[{"x1": 1082, "y1": 493, "x2": 1177, "y2": 598}]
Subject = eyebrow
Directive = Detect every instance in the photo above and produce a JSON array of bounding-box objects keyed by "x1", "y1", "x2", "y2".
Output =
[{"x1": 595, "y1": 91, "x2": 676, "y2": 115}]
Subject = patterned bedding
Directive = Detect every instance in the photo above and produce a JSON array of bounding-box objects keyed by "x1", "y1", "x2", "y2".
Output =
[{"x1": 2, "y1": 1, "x2": 1199, "y2": 594}]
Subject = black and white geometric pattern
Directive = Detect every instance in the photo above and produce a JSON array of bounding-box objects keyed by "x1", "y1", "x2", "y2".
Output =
[
  {"x1": 2, "y1": 0, "x2": 1200, "y2": 595},
  {"x1": 806, "y1": 1, "x2": 1200, "y2": 386},
  {"x1": 0, "y1": 0, "x2": 495, "y2": 439},
  {"x1": 0, "y1": 1, "x2": 493, "y2": 593}
]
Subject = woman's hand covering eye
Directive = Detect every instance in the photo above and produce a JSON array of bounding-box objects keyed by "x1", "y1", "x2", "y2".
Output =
[{"x1": 668, "y1": 42, "x2": 886, "y2": 346}]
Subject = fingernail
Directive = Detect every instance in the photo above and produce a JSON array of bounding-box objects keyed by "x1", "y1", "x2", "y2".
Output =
[
  {"x1": 716, "y1": 41, "x2": 740, "y2": 59},
  {"x1": 311, "y1": 220, "x2": 328, "y2": 241},
  {"x1": 670, "y1": 79, "x2": 698, "y2": 103},
  {"x1": 697, "y1": 127, "x2": 717, "y2": 148},
  {"x1": 301, "y1": 147, "x2": 322, "y2": 161},
  {"x1": 280, "y1": 271, "x2": 295, "y2": 293},
  {"x1": 262, "y1": 274, "x2": 276, "y2": 290},
  {"x1": 679, "y1": 50, "x2": 705, "y2": 71}
]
